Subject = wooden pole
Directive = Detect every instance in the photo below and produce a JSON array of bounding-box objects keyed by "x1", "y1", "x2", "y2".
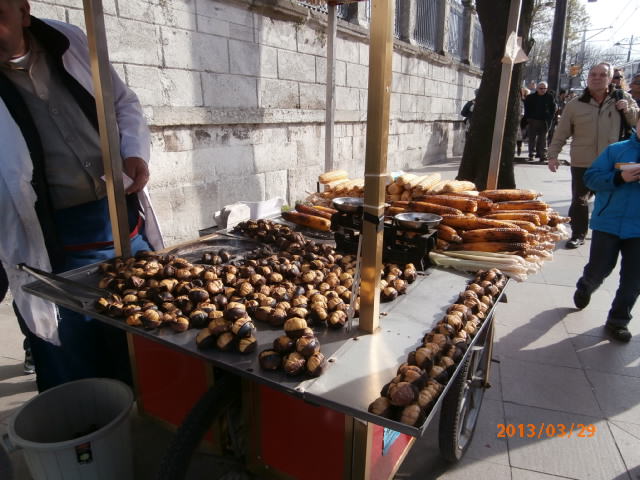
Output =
[
  {"x1": 325, "y1": 3, "x2": 337, "y2": 172},
  {"x1": 83, "y1": 0, "x2": 131, "y2": 258},
  {"x1": 486, "y1": 0, "x2": 522, "y2": 190},
  {"x1": 358, "y1": 0, "x2": 394, "y2": 334}
]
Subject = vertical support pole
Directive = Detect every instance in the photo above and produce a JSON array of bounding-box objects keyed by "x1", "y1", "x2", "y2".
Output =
[
  {"x1": 359, "y1": 0, "x2": 394, "y2": 334},
  {"x1": 460, "y1": 0, "x2": 474, "y2": 65},
  {"x1": 547, "y1": 0, "x2": 568, "y2": 95},
  {"x1": 83, "y1": 0, "x2": 131, "y2": 258},
  {"x1": 397, "y1": 0, "x2": 417, "y2": 45},
  {"x1": 325, "y1": 4, "x2": 338, "y2": 173},
  {"x1": 436, "y1": 0, "x2": 451, "y2": 56},
  {"x1": 485, "y1": 0, "x2": 522, "y2": 190}
]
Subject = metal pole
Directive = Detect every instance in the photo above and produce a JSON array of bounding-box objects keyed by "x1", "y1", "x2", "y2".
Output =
[
  {"x1": 325, "y1": 4, "x2": 338, "y2": 172},
  {"x1": 627, "y1": 35, "x2": 634, "y2": 63},
  {"x1": 83, "y1": 0, "x2": 131, "y2": 258},
  {"x1": 486, "y1": 0, "x2": 522, "y2": 190},
  {"x1": 547, "y1": 0, "x2": 567, "y2": 94},
  {"x1": 359, "y1": 0, "x2": 394, "y2": 334}
]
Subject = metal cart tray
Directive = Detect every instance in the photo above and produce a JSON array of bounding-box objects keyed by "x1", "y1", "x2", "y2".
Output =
[{"x1": 22, "y1": 238, "x2": 505, "y2": 437}]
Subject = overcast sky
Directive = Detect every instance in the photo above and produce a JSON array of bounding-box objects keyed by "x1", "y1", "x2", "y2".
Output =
[{"x1": 581, "y1": 0, "x2": 639, "y2": 61}]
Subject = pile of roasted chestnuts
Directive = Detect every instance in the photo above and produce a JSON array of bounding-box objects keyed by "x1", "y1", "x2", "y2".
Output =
[{"x1": 368, "y1": 268, "x2": 506, "y2": 426}]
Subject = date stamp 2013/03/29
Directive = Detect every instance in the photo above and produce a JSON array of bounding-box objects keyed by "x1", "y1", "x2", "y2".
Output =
[{"x1": 497, "y1": 423, "x2": 597, "y2": 439}]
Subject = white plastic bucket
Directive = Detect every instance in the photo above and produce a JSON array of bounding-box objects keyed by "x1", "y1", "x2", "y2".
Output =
[{"x1": 3, "y1": 378, "x2": 134, "y2": 480}]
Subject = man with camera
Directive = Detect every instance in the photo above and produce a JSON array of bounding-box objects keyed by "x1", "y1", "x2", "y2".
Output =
[{"x1": 547, "y1": 62, "x2": 638, "y2": 249}]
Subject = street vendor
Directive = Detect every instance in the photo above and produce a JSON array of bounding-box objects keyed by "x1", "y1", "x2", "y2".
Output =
[{"x1": 0, "y1": 0, "x2": 163, "y2": 391}]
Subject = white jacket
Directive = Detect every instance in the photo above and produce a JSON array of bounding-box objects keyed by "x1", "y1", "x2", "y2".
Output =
[{"x1": 0, "y1": 19, "x2": 163, "y2": 344}]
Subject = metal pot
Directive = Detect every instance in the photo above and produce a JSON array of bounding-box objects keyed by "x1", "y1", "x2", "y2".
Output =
[{"x1": 394, "y1": 212, "x2": 442, "y2": 230}]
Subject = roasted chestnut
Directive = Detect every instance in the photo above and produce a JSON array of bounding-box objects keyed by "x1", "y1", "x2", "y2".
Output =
[
  {"x1": 231, "y1": 317, "x2": 254, "y2": 338},
  {"x1": 388, "y1": 382, "x2": 418, "y2": 407},
  {"x1": 306, "y1": 351, "x2": 326, "y2": 377},
  {"x1": 195, "y1": 329, "x2": 216, "y2": 350},
  {"x1": 216, "y1": 332, "x2": 235, "y2": 351},
  {"x1": 282, "y1": 352, "x2": 306, "y2": 376},
  {"x1": 284, "y1": 317, "x2": 308, "y2": 339},
  {"x1": 368, "y1": 396, "x2": 392, "y2": 417},
  {"x1": 273, "y1": 335, "x2": 295, "y2": 355},
  {"x1": 259, "y1": 350, "x2": 282, "y2": 370},
  {"x1": 296, "y1": 335, "x2": 320, "y2": 358},
  {"x1": 237, "y1": 336, "x2": 257, "y2": 354}
]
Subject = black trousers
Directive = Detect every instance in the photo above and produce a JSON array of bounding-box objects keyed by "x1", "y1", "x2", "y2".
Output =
[
  {"x1": 569, "y1": 167, "x2": 592, "y2": 239},
  {"x1": 527, "y1": 119, "x2": 549, "y2": 159},
  {"x1": 577, "y1": 230, "x2": 640, "y2": 327}
]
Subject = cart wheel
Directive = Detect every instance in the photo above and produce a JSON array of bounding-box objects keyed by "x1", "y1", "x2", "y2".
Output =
[
  {"x1": 156, "y1": 372, "x2": 241, "y2": 480},
  {"x1": 438, "y1": 339, "x2": 490, "y2": 463}
]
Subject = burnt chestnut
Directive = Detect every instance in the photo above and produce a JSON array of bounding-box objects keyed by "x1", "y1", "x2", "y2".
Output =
[
  {"x1": 273, "y1": 335, "x2": 295, "y2": 355},
  {"x1": 189, "y1": 310, "x2": 209, "y2": 329},
  {"x1": 195, "y1": 329, "x2": 216, "y2": 350},
  {"x1": 259, "y1": 350, "x2": 282, "y2": 370}
]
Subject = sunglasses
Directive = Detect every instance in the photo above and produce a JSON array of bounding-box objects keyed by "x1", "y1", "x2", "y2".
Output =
[{"x1": 613, "y1": 76, "x2": 622, "y2": 80}]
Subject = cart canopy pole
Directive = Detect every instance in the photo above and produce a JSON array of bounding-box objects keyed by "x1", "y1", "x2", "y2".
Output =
[
  {"x1": 486, "y1": 0, "x2": 523, "y2": 190},
  {"x1": 324, "y1": 3, "x2": 337, "y2": 172},
  {"x1": 82, "y1": 0, "x2": 131, "y2": 258},
  {"x1": 359, "y1": 0, "x2": 393, "y2": 334}
]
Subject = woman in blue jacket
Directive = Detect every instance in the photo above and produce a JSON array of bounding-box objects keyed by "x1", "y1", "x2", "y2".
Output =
[{"x1": 574, "y1": 118, "x2": 640, "y2": 342}]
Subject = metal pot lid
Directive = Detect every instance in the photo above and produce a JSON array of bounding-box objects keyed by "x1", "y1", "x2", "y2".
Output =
[
  {"x1": 332, "y1": 197, "x2": 364, "y2": 213},
  {"x1": 394, "y1": 212, "x2": 442, "y2": 229}
]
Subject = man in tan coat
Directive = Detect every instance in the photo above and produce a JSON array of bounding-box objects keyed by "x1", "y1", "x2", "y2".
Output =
[{"x1": 548, "y1": 62, "x2": 638, "y2": 248}]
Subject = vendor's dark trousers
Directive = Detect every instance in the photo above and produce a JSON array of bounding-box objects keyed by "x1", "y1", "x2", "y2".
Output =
[
  {"x1": 568, "y1": 167, "x2": 592, "y2": 239},
  {"x1": 527, "y1": 119, "x2": 549, "y2": 160},
  {"x1": 19, "y1": 233, "x2": 151, "y2": 392},
  {"x1": 577, "y1": 231, "x2": 640, "y2": 327}
]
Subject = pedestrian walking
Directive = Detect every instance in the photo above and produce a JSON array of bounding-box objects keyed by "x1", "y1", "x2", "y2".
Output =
[
  {"x1": 547, "y1": 62, "x2": 638, "y2": 249},
  {"x1": 524, "y1": 81, "x2": 556, "y2": 162},
  {"x1": 573, "y1": 117, "x2": 640, "y2": 342},
  {"x1": 460, "y1": 89, "x2": 478, "y2": 135}
]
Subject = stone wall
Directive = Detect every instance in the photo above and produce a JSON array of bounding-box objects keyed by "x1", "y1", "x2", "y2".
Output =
[{"x1": 30, "y1": 0, "x2": 482, "y2": 245}]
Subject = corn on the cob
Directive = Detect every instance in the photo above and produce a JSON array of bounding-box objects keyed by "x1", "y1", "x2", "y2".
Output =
[
  {"x1": 461, "y1": 228, "x2": 531, "y2": 243},
  {"x1": 480, "y1": 189, "x2": 539, "y2": 202}
]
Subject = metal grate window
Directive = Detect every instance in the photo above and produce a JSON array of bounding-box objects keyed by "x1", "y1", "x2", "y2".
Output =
[
  {"x1": 471, "y1": 18, "x2": 484, "y2": 68},
  {"x1": 447, "y1": 0, "x2": 464, "y2": 60},
  {"x1": 415, "y1": 0, "x2": 441, "y2": 51},
  {"x1": 298, "y1": 1, "x2": 351, "y2": 19}
]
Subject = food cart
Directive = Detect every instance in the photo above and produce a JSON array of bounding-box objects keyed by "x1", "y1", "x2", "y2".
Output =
[{"x1": 16, "y1": 0, "x2": 534, "y2": 477}]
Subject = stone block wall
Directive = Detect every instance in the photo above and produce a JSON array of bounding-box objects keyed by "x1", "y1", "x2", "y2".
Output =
[{"x1": 30, "y1": 0, "x2": 481, "y2": 245}]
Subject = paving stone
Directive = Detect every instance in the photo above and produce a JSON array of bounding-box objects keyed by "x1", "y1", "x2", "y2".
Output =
[
  {"x1": 464, "y1": 398, "x2": 509, "y2": 466},
  {"x1": 570, "y1": 334, "x2": 640, "y2": 377},
  {"x1": 607, "y1": 420, "x2": 640, "y2": 476},
  {"x1": 504, "y1": 403, "x2": 626, "y2": 480},
  {"x1": 511, "y1": 468, "x2": 575, "y2": 479},
  {"x1": 586, "y1": 370, "x2": 640, "y2": 425},
  {"x1": 435, "y1": 456, "x2": 512, "y2": 480},
  {"x1": 563, "y1": 307, "x2": 640, "y2": 343},
  {"x1": 493, "y1": 321, "x2": 581, "y2": 369},
  {"x1": 500, "y1": 359, "x2": 602, "y2": 417}
]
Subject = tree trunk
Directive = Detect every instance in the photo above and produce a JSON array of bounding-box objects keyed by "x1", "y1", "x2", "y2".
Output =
[{"x1": 457, "y1": 0, "x2": 535, "y2": 191}]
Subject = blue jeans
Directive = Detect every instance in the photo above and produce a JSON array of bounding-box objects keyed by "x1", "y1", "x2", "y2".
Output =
[
  {"x1": 21, "y1": 233, "x2": 151, "y2": 392},
  {"x1": 577, "y1": 230, "x2": 640, "y2": 327}
]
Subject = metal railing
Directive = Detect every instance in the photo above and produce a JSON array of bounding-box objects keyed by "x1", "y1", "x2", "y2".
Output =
[
  {"x1": 447, "y1": 0, "x2": 464, "y2": 60},
  {"x1": 471, "y1": 18, "x2": 484, "y2": 68},
  {"x1": 415, "y1": 0, "x2": 441, "y2": 50}
]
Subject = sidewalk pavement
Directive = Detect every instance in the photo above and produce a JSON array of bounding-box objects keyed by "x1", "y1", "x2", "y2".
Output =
[{"x1": 1, "y1": 149, "x2": 639, "y2": 480}]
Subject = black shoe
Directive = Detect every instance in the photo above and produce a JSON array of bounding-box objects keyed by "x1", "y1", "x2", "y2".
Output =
[
  {"x1": 566, "y1": 237, "x2": 585, "y2": 249},
  {"x1": 573, "y1": 289, "x2": 590, "y2": 309},
  {"x1": 24, "y1": 350, "x2": 35, "y2": 375},
  {"x1": 527, "y1": 156, "x2": 536, "y2": 163},
  {"x1": 605, "y1": 323, "x2": 632, "y2": 342}
]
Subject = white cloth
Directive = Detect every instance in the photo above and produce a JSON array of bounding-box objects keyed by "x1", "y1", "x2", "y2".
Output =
[{"x1": 0, "y1": 19, "x2": 163, "y2": 345}]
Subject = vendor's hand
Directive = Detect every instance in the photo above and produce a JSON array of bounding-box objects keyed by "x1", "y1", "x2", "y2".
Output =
[
  {"x1": 548, "y1": 158, "x2": 560, "y2": 173},
  {"x1": 615, "y1": 99, "x2": 628, "y2": 112},
  {"x1": 123, "y1": 157, "x2": 150, "y2": 194},
  {"x1": 621, "y1": 166, "x2": 640, "y2": 183}
]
